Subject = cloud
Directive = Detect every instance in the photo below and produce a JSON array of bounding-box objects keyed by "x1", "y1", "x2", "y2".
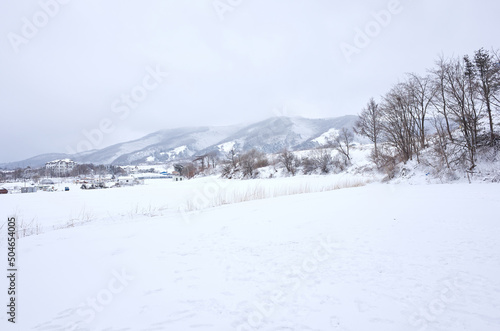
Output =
[{"x1": 0, "y1": 0, "x2": 499, "y2": 162}]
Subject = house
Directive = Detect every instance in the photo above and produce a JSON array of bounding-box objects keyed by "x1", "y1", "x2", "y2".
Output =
[
  {"x1": 173, "y1": 175, "x2": 185, "y2": 182},
  {"x1": 21, "y1": 187, "x2": 37, "y2": 193},
  {"x1": 117, "y1": 176, "x2": 137, "y2": 186},
  {"x1": 40, "y1": 179, "x2": 55, "y2": 185},
  {"x1": 45, "y1": 159, "x2": 77, "y2": 176}
]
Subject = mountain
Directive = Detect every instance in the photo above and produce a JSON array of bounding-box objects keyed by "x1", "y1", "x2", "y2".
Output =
[
  {"x1": 0, "y1": 153, "x2": 72, "y2": 170},
  {"x1": 0, "y1": 115, "x2": 358, "y2": 169},
  {"x1": 75, "y1": 125, "x2": 242, "y2": 165},
  {"x1": 199, "y1": 116, "x2": 358, "y2": 155}
]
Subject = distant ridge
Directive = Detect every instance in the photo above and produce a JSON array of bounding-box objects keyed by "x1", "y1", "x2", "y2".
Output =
[{"x1": 0, "y1": 115, "x2": 358, "y2": 169}]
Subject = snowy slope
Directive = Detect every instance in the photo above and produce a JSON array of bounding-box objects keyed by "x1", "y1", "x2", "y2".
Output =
[
  {"x1": 78, "y1": 125, "x2": 242, "y2": 165},
  {"x1": 1, "y1": 179, "x2": 499, "y2": 330},
  {"x1": 203, "y1": 116, "x2": 358, "y2": 155},
  {"x1": 312, "y1": 128, "x2": 340, "y2": 145}
]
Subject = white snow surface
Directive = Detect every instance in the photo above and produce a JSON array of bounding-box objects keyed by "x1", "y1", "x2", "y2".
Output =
[
  {"x1": 1, "y1": 177, "x2": 499, "y2": 331},
  {"x1": 218, "y1": 141, "x2": 236, "y2": 153},
  {"x1": 312, "y1": 128, "x2": 339, "y2": 145},
  {"x1": 160, "y1": 145, "x2": 188, "y2": 159}
]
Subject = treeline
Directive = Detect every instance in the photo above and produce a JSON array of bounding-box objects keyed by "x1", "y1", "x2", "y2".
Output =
[
  {"x1": 67, "y1": 164, "x2": 126, "y2": 177},
  {"x1": 174, "y1": 149, "x2": 271, "y2": 179},
  {"x1": 355, "y1": 48, "x2": 500, "y2": 174},
  {"x1": 176, "y1": 130, "x2": 356, "y2": 179}
]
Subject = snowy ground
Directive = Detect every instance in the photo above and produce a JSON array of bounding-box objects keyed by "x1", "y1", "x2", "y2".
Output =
[
  {"x1": 1, "y1": 177, "x2": 500, "y2": 330},
  {"x1": 0, "y1": 174, "x2": 371, "y2": 233}
]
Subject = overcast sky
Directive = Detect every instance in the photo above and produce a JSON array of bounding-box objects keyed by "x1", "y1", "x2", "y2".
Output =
[{"x1": 0, "y1": 0, "x2": 499, "y2": 163}]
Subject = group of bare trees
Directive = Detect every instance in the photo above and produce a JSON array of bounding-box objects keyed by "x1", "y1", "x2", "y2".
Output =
[
  {"x1": 356, "y1": 48, "x2": 500, "y2": 173},
  {"x1": 179, "y1": 148, "x2": 271, "y2": 179},
  {"x1": 220, "y1": 148, "x2": 269, "y2": 178},
  {"x1": 68, "y1": 164, "x2": 126, "y2": 177},
  {"x1": 218, "y1": 145, "x2": 348, "y2": 178},
  {"x1": 279, "y1": 143, "x2": 352, "y2": 177}
]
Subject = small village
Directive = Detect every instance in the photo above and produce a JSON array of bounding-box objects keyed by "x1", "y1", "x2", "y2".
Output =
[{"x1": 0, "y1": 159, "x2": 185, "y2": 195}]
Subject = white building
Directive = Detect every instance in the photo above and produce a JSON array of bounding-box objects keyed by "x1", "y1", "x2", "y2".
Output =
[
  {"x1": 173, "y1": 175, "x2": 185, "y2": 182},
  {"x1": 45, "y1": 159, "x2": 77, "y2": 176}
]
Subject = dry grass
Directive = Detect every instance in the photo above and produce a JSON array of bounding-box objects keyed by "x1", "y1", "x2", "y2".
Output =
[
  {"x1": 128, "y1": 203, "x2": 169, "y2": 218},
  {"x1": 183, "y1": 178, "x2": 369, "y2": 212},
  {"x1": 17, "y1": 217, "x2": 43, "y2": 238},
  {"x1": 2, "y1": 214, "x2": 44, "y2": 239},
  {"x1": 61, "y1": 206, "x2": 96, "y2": 229}
]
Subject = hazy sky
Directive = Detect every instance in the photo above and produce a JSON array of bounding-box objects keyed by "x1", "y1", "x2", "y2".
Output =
[{"x1": 1, "y1": 0, "x2": 499, "y2": 163}]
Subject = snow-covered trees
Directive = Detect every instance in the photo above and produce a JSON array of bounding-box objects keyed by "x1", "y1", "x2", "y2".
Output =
[
  {"x1": 474, "y1": 48, "x2": 500, "y2": 146},
  {"x1": 220, "y1": 148, "x2": 269, "y2": 178},
  {"x1": 278, "y1": 148, "x2": 299, "y2": 176},
  {"x1": 380, "y1": 82, "x2": 420, "y2": 163},
  {"x1": 333, "y1": 128, "x2": 354, "y2": 164},
  {"x1": 359, "y1": 48, "x2": 500, "y2": 172},
  {"x1": 355, "y1": 98, "x2": 382, "y2": 161}
]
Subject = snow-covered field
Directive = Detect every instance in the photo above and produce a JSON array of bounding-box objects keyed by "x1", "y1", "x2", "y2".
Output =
[{"x1": 1, "y1": 177, "x2": 499, "y2": 330}]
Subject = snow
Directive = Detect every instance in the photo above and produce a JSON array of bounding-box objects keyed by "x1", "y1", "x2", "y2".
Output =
[
  {"x1": 312, "y1": 128, "x2": 339, "y2": 145},
  {"x1": 159, "y1": 145, "x2": 188, "y2": 160},
  {"x1": 1, "y1": 178, "x2": 499, "y2": 330},
  {"x1": 172, "y1": 145, "x2": 187, "y2": 154},
  {"x1": 218, "y1": 141, "x2": 236, "y2": 153}
]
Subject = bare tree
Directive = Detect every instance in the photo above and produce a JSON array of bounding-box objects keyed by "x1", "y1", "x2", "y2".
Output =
[
  {"x1": 301, "y1": 156, "x2": 317, "y2": 175},
  {"x1": 220, "y1": 162, "x2": 234, "y2": 178},
  {"x1": 493, "y1": 49, "x2": 500, "y2": 106},
  {"x1": 193, "y1": 154, "x2": 208, "y2": 172},
  {"x1": 380, "y1": 74, "x2": 435, "y2": 163},
  {"x1": 431, "y1": 56, "x2": 455, "y2": 142},
  {"x1": 207, "y1": 151, "x2": 219, "y2": 168},
  {"x1": 314, "y1": 149, "x2": 334, "y2": 174},
  {"x1": 173, "y1": 163, "x2": 184, "y2": 174},
  {"x1": 443, "y1": 56, "x2": 482, "y2": 170},
  {"x1": 181, "y1": 163, "x2": 196, "y2": 178},
  {"x1": 474, "y1": 48, "x2": 500, "y2": 145},
  {"x1": 13, "y1": 168, "x2": 23, "y2": 180},
  {"x1": 380, "y1": 83, "x2": 418, "y2": 163},
  {"x1": 355, "y1": 98, "x2": 382, "y2": 161},
  {"x1": 239, "y1": 149, "x2": 267, "y2": 178},
  {"x1": 227, "y1": 148, "x2": 238, "y2": 167},
  {"x1": 429, "y1": 112, "x2": 455, "y2": 170},
  {"x1": 220, "y1": 148, "x2": 239, "y2": 178},
  {"x1": 278, "y1": 148, "x2": 298, "y2": 175},
  {"x1": 334, "y1": 128, "x2": 354, "y2": 164},
  {"x1": 406, "y1": 73, "x2": 436, "y2": 149}
]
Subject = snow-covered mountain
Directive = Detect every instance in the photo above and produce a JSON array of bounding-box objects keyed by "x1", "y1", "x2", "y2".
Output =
[
  {"x1": 75, "y1": 125, "x2": 242, "y2": 165},
  {"x1": 202, "y1": 116, "x2": 357, "y2": 155},
  {"x1": 1, "y1": 115, "x2": 358, "y2": 168}
]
